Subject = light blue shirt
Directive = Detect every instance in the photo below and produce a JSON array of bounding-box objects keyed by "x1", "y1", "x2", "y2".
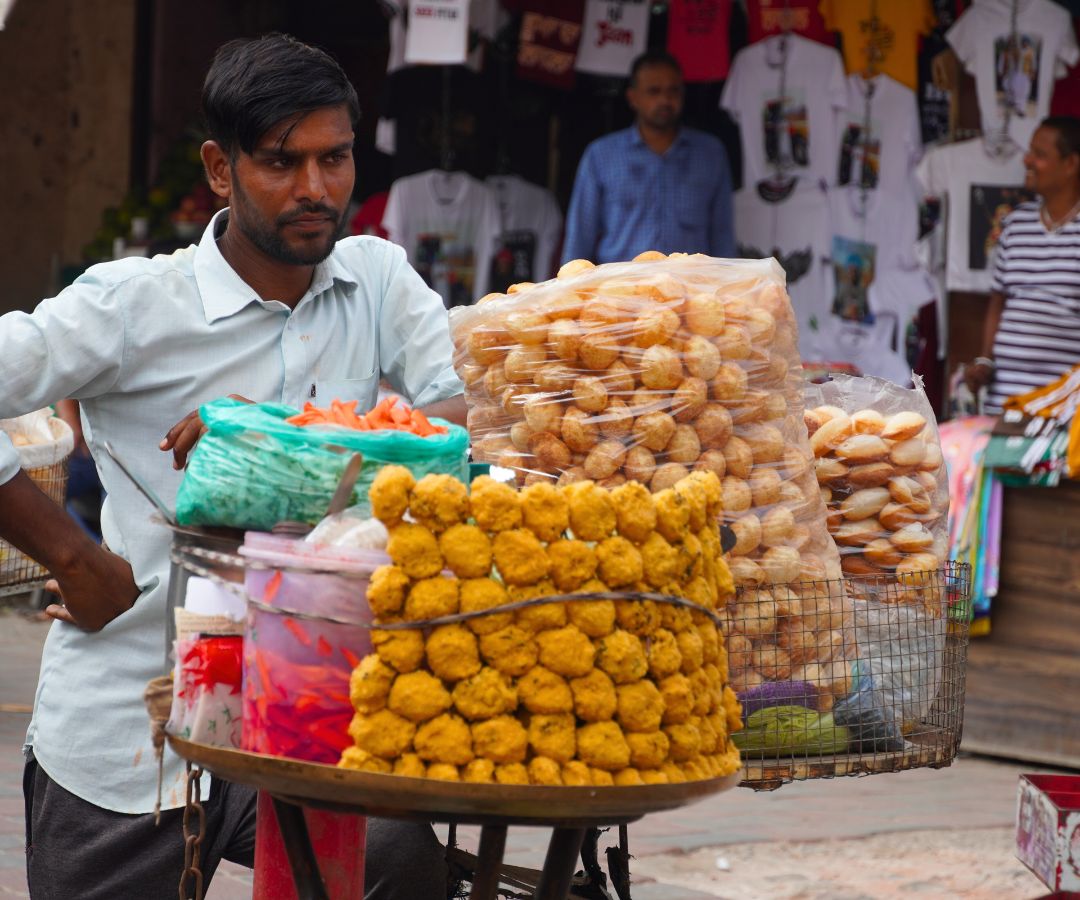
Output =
[
  {"x1": 0, "y1": 210, "x2": 463, "y2": 812},
  {"x1": 562, "y1": 125, "x2": 736, "y2": 265}
]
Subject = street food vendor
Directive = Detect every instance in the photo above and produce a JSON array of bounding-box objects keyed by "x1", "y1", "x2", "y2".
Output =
[{"x1": 0, "y1": 33, "x2": 462, "y2": 900}]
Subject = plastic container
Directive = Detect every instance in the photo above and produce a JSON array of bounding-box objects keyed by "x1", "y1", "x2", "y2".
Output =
[{"x1": 240, "y1": 533, "x2": 384, "y2": 763}]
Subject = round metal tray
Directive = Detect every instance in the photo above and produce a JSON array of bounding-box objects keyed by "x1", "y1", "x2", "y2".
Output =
[{"x1": 167, "y1": 735, "x2": 741, "y2": 827}]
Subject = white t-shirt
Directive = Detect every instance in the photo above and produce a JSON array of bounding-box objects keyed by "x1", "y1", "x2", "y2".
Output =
[
  {"x1": 831, "y1": 73, "x2": 923, "y2": 272},
  {"x1": 946, "y1": 0, "x2": 1080, "y2": 150},
  {"x1": 800, "y1": 314, "x2": 912, "y2": 385},
  {"x1": 722, "y1": 33, "x2": 848, "y2": 199},
  {"x1": 485, "y1": 175, "x2": 564, "y2": 291},
  {"x1": 383, "y1": 170, "x2": 501, "y2": 307},
  {"x1": 915, "y1": 138, "x2": 1031, "y2": 293},
  {"x1": 734, "y1": 183, "x2": 832, "y2": 348},
  {"x1": 576, "y1": 0, "x2": 651, "y2": 76}
]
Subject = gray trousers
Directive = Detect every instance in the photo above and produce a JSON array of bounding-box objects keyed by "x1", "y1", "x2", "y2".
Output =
[{"x1": 23, "y1": 753, "x2": 447, "y2": 899}]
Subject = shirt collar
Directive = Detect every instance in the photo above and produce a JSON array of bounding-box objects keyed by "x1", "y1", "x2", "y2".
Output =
[
  {"x1": 629, "y1": 125, "x2": 691, "y2": 153},
  {"x1": 194, "y1": 208, "x2": 359, "y2": 325}
]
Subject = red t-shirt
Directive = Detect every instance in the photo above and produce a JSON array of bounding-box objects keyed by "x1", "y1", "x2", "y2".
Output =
[
  {"x1": 350, "y1": 192, "x2": 389, "y2": 240},
  {"x1": 667, "y1": 0, "x2": 734, "y2": 82}
]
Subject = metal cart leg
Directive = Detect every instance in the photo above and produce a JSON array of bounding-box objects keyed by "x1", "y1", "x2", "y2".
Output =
[
  {"x1": 469, "y1": 824, "x2": 508, "y2": 900},
  {"x1": 270, "y1": 797, "x2": 331, "y2": 900},
  {"x1": 535, "y1": 828, "x2": 587, "y2": 900}
]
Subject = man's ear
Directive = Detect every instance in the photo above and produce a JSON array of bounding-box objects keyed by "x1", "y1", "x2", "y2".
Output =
[
  {"x1": 625, "y1": 85, "x2": 638, "y2": 114},
  {"x1": 201, "y1": 141, "x2": 232, "y2": 201}
]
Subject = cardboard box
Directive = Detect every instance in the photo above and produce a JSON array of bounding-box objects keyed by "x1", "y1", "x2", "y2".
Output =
[{"x1": 1016, "y1": 773, "x2": 1080, "y2": 893}]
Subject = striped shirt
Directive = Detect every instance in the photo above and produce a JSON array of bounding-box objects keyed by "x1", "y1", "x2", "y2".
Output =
[{"x1": 987, "y1": 201, "x2": 1080, "y2": 413}]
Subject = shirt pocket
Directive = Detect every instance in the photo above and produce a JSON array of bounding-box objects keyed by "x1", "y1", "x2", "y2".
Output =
[{"x1": 313, "y1": 370, "x2": 379, "y2": 413}]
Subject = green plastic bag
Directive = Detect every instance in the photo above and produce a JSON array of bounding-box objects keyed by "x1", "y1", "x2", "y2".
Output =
[{"x1": 175, "y1": 398, "x2": 469, "y2": 530}]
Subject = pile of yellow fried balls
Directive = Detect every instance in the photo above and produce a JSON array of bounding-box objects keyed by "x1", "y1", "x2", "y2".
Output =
[{"x1": 339, "y1": 466, "x2": 743, "y2": 786}]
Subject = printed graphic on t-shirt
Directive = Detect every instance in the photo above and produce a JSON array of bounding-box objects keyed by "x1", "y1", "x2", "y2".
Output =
[
  {"x1": 968, "y1": 185, "x2": 1034, "y2": 271},
  {"x1": 737, "y1": 243, "x2": 814, "y2": 285},
  {"x1": 415, "y1": 233, "x2": 476, "y2": 308},
  {"x1": 831, "y1": 235, "x2": 876, "y2": 323},
  {"x1": 489, "y1": 230, "x2": 537, "y2": 294},
  {"x1": 838, "y1": 122, "x2": 881, "y2": 190},
  {"x1": 756, "y1": 89, "x2": 811, "y2": 200},
  {"x1": 994, "y1": 34, "x2": 1042, "y2": 119}
]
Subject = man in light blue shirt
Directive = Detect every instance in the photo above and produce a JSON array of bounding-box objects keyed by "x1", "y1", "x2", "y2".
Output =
[
  {"x1": 1, "y1": 34, "x2": 461, "y2": 899},
  {"x1": 562, "y1": 51, "x2": 736, "y2": 265}
]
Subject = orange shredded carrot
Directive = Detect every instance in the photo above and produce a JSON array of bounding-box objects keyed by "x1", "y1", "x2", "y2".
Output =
[{"x1": 284, "y1": 395, "x2": 447, "y2": 436}]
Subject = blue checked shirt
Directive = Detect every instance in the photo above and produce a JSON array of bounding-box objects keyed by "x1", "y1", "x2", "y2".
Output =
[
  {"x1": 562, "y1": 126, "x2": 735, "y2": 265},
  {"x1": 0, "y1": 210, "x2": 462, "y2": 813}
]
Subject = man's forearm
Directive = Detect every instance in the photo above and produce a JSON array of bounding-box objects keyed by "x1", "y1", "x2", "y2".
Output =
[
  {"x1": 981, "y1": 292, "x2": 1005, "y2": 358},
  {"x1": 420, "y1": 393, "x2": 467, "y2": 427}
]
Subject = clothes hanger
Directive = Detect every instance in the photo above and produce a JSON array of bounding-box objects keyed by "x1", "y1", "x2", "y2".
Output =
[{"x1": 984, "y1": 0, "x2": 1021, "y2": 160}]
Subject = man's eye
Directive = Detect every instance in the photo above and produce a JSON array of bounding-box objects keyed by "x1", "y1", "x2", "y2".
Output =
[
  {"x1": 268, "y1": 157, "x2": 292, "y2": 169},
  {"x1": 326, "y1": 152, "x2": 350, "y2": 164}
]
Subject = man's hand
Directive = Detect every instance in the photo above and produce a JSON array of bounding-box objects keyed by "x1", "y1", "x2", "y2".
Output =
[
  {"x1": 962, "y1": 359, "x2": 995, "y2": 394},
  {"x1": 160, "y1": 394, "x2": 252, "y2": 470},
  {"x1": 43, "y1": 546, "x2": 140, "y2": 631}
]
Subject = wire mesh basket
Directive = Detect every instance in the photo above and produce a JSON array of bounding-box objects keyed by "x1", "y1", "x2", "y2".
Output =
[
  {"x1": 726, "y1": 561, "x2": 972, "y2": 790},
  {"x1": 0, "y1": 457, "x2": 70, "y2": 597}
]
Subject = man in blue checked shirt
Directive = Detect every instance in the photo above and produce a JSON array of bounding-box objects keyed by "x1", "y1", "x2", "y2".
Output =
[{"x1": 562, "y1": 50, "x2": 736, "y2": 265}]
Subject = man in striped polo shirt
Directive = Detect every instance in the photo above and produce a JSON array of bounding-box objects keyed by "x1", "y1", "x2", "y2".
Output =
[{"x1": 967, "y1": 116, "x2": 1080, "y2": 413}]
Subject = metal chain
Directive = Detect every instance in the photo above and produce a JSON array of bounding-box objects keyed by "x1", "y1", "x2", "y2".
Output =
[{"x1": 179, "y1": 761, "x2": 206, "y2": 900}]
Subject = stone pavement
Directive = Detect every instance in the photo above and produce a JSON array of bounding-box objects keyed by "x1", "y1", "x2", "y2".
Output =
[{"x1": 0, "y1": 604, "x2": 1063, "y2": 899}]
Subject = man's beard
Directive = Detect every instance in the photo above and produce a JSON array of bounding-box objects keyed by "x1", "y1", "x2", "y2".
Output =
[{"x1": 231, "y1": 180, "x2": 343, "y2": 266}]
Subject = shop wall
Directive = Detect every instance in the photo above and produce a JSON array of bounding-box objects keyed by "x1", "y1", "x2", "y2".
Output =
[{"x1": 0, "y1": 0, "x2": 136, "y2": 315}]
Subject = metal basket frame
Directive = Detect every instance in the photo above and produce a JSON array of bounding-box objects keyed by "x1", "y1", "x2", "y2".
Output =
[{"x1": 0, "y1": 458, "x2": 70, "y2": 597}]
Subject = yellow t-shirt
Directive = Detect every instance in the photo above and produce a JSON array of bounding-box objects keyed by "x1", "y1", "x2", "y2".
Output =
[{"x1": 820, "y1": 0, "x2": 935, "y2": 90}]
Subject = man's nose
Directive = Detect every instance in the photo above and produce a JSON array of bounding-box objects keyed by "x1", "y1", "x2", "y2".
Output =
[{"x1": 294, "y1": 158, "x2": 328, "y2": 202}]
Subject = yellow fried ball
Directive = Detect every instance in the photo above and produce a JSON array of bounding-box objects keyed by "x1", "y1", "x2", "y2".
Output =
[
  {"x1": 577, "y1": 721, "x2": 631, "y2": 771},
  {"x1": 640, "y1": 533, "x2": 681, "y2": 588},
  {"x1": 369, "y1": 465, "x2": 415, "y2": 526},
  {"x1": 653, "y1": 489, "x2": 691, "y2": 542},
  {"x1": 438, "y1": 525, "x2": 493, "y2": 579},
  {"x1": 663, "y1": 721, "x2": 702, "y2": 762},
  {"x1": 595, "y1": 536, "x2": 644, "y2": 587},
  {"x1": 387, "y1": 524, "x2": 443, "y2": 579},
  {"x1": 348, "y1": 709, "x2": 416, "y2": 760},
  {"x1": 561, "y1": 761, "x2": 592, "y2": 786},
  {"x1": 462, "y1": 758, "x2": 496, "y2": 783},
  {"x1": 698, "y1": 716, "x2": 719, "y2": 754},
  {"x1": 567, "y1": 597, "x2": 616, "y2": 639},
  {"x1": 616, "y1": 680, "x2": 665, "y2": 732},
  {"x1": 409, "y1": 473, "x2": 469, "y2": 533},
  {"x1": 349, "y1": 654, "x2": 396, "y2": 713},
  {"x1": 479, "y1": 625, "x2": 539, "y2": 677},
  {"x1": 682, "y1": 470, "x2": 722, "y2": 519},
  {"x1": 414, "y1": 713, "x2": 474, "y2": 765},
  {"x1": 393, "y1": 753, "x2": 427, "y2": 778},
  {"x1": 372, "y1": 626, "x2": 426, "y2": 673},
  {"x1": 595, "y1": 629, "x2": 649, "y2": 684},
  {"x1": 452, "y1": 667, "x2": 518, "y2": 721},
  {"x1": 339, "y1": 746, "x2": 393, "y2": 774},
  {"x1": 647, "y1": 628, "x2": 683, "y2": 679},
  {"x1": 611, "y1": 482, "x2": 657, "y2": 543},
  {"x1": 427, "y1": 763, "x2": 461, "y2": 781},
  {"x1": 722, "y1": 686, "x2": 743, "y2": 735},
  {"x1": 495, "y1": 763, "x2": 530, "y2": 785},
  {"x1": 425, "y1": 624, "x2": 482, "y2": 682},
  {"x1": 614, "y1": 768, "x2": 644, "y2": 786},
  {"x1": 569, "y1": 668, "x2": 618, "y2": 723},
  {"x1": 676, "y1": 629, "x2": 705, "y2": 674},
  {"x1": 563, "y1": 481, "x2": 616, "y2": 541},
  {"x1": 404, "y1": 576, "x2": 459, "y2": 621},
  {"x1": 521, "y1": 481, "x2": 570, "y2": 542},
  {"x1": 528, "y1": 757, "x2": 564, "y2": 785},
  {"x1": 459, "y1": 578, "x2": 513, "y2": 635},
  {"x1": 367, "y1": 565, "x2": 410, "y2": 618},
  {"x1": 387, "y1": 670, "x2": 452, "y2": 723},
  {"x1": 510, "y1": 581, "x2": 567, "y2": 632},
  {"x1": 659, "y1": 673, "x2": 693, "y2": 725},
  {"x1": 590, "y1": 768, "x2": 615, "y2": 786},
  {"x1": 492, "y1": 529, "x2": 550, "y2": 585},
  {"x1": 673, "y1": 476, "x2": 709, "y2": 532},
  {"x1": 615, "y1": 598, "x2": 661, "y2": 637},
  {"x1": 640, "y1": 769, "x2": 670, "y2": 785},
  {"x1": 470, "y1": 475, "x2": 523, "y2": 532},
  {"x1": 548, "y1": 540, "x2": 598, "y2": 592},
  {"x1": 625, "y1": 730, "x2": 670, "y2": 769},
  {"x1": 471, "y1": 715, "x2": 528, "y2": 763},
  {"x1": 689, "y1": 669, "x2": 712, "y2": 717},
  {"x1": 517, "y1": 665, "x2": 574, "y2": 714},
  {"x1": 536, "y1": 625, "x2": 595, "y2": 677},
  {"x1": 658, "y1": 602, "x2": 693, "y2": 633},
  {"x1": 528, "y1": 713, "x2": 577, "y2": 763}
]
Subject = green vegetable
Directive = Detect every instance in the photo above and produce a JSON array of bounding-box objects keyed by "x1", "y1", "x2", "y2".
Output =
[{"x1": 732, "y1": 704, "x2": 850, "y2": 756}]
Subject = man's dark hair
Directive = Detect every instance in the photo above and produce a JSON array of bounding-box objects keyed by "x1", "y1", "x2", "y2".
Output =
[
  {"x1": 629, "y1": 50, "x2": 682, "y2": 86},
  {"x1": 202, "y1": 33, "x2": 360, "y2": 157},
  {"x1": 1041, "y1": 115, "x2": 1080, "y2": 162}
]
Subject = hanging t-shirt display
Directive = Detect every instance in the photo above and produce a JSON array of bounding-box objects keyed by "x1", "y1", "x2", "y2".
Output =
[
  {"x1": 485, "y1": 175, "x2": 564, "y2": 293},
  {"x1": 831, "y1": 73, "x2": 923, "y2": 272},
  {"x1": 515, "y1": 0, "x2": 585, "y2": 89},
  {"x1": 801, "y1": 314, "x2": 912, "y2": 384},
  {"x1": 820, "y1": 0, "x2": 936, "y2": 91},
  {"x1": 917, "y1": 0, "x2": 962, "y2": 145},
  {"x1": 575, "y1": 0, "x2": 650, "y2": 76},
  {"x1": 745, "y1": 0, "x2": 834, "y2": 46},
  {"x1": 946, "y1": 0, "x2": 1080, "y2": 150},
  {"x1": 734, "y1": 184, "x2": 832, "y2": 347},
  {"x1": 721, "y1": 34, "x2": 848, "y2": 201},
  {"x1": 404, "y1": 0, "x2": 469, "y2": 65},
  {"x1": 666, "y1": 0, "x2": 733, "y2": 82},
  {"x1": 382, "y1": 170, "x2": 501, "y2": 308},
  {"x1": 830, "y1": 234, "x2": 877, "y2": 322},
  {"x1": 915, "y1": 138, "x2": 1032, "y2": 293}
]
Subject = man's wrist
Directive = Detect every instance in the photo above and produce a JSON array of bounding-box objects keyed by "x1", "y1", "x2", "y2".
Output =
[{"x1": 973, "y1": 356, "x2": 995, "y2": 371}]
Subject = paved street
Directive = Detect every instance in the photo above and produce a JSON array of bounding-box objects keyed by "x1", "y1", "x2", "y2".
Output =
[{"x1": 0, "y1": 603, "x2": 1061, "y2": 899}]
